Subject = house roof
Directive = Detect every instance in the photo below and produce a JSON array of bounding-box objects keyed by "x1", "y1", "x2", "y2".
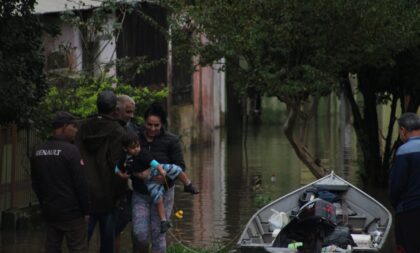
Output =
[
  {"x1": 34, "y1": 0, "x2": 147, "y2": 14},
  {"x1": 34, "y1": 0, "x2": 101, "y2": 14}
]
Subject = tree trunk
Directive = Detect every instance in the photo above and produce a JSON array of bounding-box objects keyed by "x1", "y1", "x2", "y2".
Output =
[
  {"x1": 282, "y1": 101, "x2": 326, "y2": 178},
  {"x1": 361, "y1": 87, "x2": 385, "y2": 185},
  {"x1": 342, "y1": 75, "x2": 385, "y2": 186},
  {"x1": 381, "y1": 93, "x2": 398, "y2": 177}
]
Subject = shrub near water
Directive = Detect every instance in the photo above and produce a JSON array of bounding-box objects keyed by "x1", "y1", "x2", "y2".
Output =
[{"x1": 32, "y1": 76, "x2": 167, "y2": 139}]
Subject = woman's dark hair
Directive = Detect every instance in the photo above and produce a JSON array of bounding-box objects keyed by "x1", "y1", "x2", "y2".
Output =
[
  {"x1": 144, "y1": 103, "x2": 167, "y2": 125},
  {"x1": 121, "y1": 132, "x2": 139, "y2": 148}
]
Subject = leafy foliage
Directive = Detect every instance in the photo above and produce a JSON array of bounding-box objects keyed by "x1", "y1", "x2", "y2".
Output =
[
  {"x1": 165, "y1": 0, "x2": 420, "y2": 102},
  {"x1": 164, "y1": 0, "x2": 420, "y2": 183},
  {"x1": 254, "y1": 194, "x2": 273, "y2": 208},
  {"x1": 0, "y1": 0, "x2": 46, "y2": 124},
  {"x1": 25, "y1": 0, "x2": 172, "y2": 139},
  {"x1": 60, "y1": 0, "x2": 170, "y2": 80},
  {"x1": 32, "y1": 76, "x2": 168, "y2": 138}
]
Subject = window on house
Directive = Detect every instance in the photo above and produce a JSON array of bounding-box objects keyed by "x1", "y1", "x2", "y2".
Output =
[{"x1": 116, "y1": 3, "x2": 168, "y2": 87}]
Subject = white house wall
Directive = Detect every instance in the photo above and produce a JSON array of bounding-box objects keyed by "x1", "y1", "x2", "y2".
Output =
[
  {"x1": 42, "y1": 19, "x2": 83, "y2": 72},
  {"x1": 96, "y1": 14, "x2": 117, "y2": 76}
]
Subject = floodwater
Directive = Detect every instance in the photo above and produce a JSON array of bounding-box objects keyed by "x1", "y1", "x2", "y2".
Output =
[{"x1": 0, "y1": 104, "x2": 396, "y2": 252}]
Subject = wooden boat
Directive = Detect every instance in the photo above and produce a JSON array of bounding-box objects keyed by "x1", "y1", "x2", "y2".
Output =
[{"x1": 237, "y1": 172, "x2": 392, "y2": 252}]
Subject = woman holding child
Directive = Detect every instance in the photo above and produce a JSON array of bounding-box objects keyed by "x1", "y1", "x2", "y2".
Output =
[{"x1": 131, "y1": 103, "x2": 191, "y2": 253}]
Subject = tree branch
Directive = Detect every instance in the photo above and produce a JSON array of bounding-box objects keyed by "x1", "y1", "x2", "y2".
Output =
[{"x1": 282, "y1": 99, "x2": 326, "y2": 178}]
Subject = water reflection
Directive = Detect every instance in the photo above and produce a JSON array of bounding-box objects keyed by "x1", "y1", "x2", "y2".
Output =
[
  {"x1": 175, "y1": 121, "x2": 393, "y2": 252},
  {"x1": 175, "y1": 124, "x2": 325, "y2": 248},
  {"x1": 0, "y1": 112, "x2": 395, "y2": 252}
]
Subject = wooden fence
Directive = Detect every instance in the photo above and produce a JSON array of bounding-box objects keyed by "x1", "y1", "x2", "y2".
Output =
[{"x1": 0, "y1": 123, "x2": 39, "y2": 213}]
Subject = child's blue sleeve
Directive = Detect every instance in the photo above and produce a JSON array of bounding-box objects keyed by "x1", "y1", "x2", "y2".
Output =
[
  {"x1": 150, "y1": 160, "x2": 160, "y2": 168},
  {"x1": 114, "y1": 165, "x2": 121, "y2": 174}
]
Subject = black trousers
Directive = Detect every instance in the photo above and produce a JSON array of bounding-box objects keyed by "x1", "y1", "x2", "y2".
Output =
[
  {"x1": 45, "y1": 217, "x2": 87, "y2": 253},
  {"x1": 115, "y1": 191, "x2": 132, "y2": 235},
  {"x1": 395, "y1": 208, "x2": 420, "y2": 253}
]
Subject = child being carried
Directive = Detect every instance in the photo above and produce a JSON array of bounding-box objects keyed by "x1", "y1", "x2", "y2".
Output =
[{"x1": 115, "y1": 132, "x2": 199, "y2": 233}]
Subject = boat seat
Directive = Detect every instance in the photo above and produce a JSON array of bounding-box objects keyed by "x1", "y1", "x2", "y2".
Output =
[
  {"x1": 347, "y1": 215, "x2": 368, "y2": 233},
  {"x1": 314, "y1": 183, "x2": 349, "y2": 191},
  {"x1": 254, "y1": 215, "x2": 266, "y2": 234},
  {"x1": 246, "y1": 225, "x2": 263, "y2": 243}
]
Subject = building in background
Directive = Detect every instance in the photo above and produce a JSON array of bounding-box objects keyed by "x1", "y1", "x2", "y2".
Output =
[{"x1": 35, "y1": 0, "x2": 226, "y2": 146}]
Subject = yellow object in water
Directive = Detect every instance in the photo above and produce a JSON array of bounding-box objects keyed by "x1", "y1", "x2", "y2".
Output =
[{"x1": 175, "y1": 210, "x2": 184, "y2": 219}]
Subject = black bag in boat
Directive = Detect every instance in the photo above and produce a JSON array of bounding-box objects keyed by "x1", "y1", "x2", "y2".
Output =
[
  {"x1": 275, "y1": 198, "x2": 337, "y2": 245},
  {"x1": 323, "y1": 226, "x2": 357, "y2": 248}
]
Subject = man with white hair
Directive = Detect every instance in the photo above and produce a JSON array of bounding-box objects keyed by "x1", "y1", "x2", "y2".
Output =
[
  {"x1": 115, "y1": 94, "x2": 138, "y2": 253},
  {"x1": 116, "y1": 94, "x2": 138, "y2": 134}
]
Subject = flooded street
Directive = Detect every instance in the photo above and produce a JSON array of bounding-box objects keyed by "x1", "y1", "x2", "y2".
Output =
[
  {"x1": 171, "y1": 108, "x2": 395, "y2": 252},
  {"x1": 0, "y1": 109, "x2": 396, "y2": 252}
]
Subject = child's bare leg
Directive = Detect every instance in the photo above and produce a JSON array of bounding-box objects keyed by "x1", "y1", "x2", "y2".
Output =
[
  {"x1": 156, "y1": 196, "x2": 172, "y2": 233},
  {"x1": 156, "y1": 197, "x2": 166, "y2": 221},
  {"x1": 177, "y1": 172, "x2": 191, "y2": 186}
]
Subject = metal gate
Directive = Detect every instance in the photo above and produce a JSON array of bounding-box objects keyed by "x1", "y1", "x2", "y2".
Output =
[{"x1": 0, "y1": 124, "x2": 38, "y2": 212}]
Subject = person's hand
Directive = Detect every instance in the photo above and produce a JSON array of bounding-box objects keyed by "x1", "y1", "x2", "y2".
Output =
[
  {"x1": 136, "y1": 170, "x2": 149, "y2": 180},
  {"x1": 120, "y1": 172, "x2": 130, "y2": 180},
  {"x1": 116, "y1": 171, "x2": 130, "y2": 180},
  {"x1": 153, "y1": 174, "x2": 165, "y2": 184},
  {"x1": 159, "y1": 170, "x2": 167, "y2": 177}
]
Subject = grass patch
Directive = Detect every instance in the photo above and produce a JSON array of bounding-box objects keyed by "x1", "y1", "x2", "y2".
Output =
[
  {"x1": 254, "y1": 194, "x2": 272, "y2": 208},
  {"x1": 167, "y1": 242, "x2": 230, "y2": 253}
]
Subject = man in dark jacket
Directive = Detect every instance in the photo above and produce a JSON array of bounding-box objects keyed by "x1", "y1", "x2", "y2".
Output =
[
  {"x1": 389, "y1": 112, "x2": 420, "y2": 253},
  {"x1": 76, "y1": 90, "x2": 126, "y2": 253},
  {"x1": 31, "y1": 111, "x2": 89, "y2": 253}
]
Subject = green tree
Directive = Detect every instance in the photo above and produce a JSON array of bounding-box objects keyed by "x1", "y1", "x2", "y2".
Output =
[
  {"x1": 165, "y1": 0, "x2": 420, "y2": 184},
  {"x1": 0, "y1": 0, "x2": 46, "y2": 124}
]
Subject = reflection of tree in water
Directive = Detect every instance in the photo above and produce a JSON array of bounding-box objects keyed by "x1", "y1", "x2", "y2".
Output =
[{"x1": 340, "y1": 89, "x2": 354, "y2": 180}]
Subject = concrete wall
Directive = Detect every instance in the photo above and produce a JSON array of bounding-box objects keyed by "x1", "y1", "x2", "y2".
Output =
[
  {"x1": 41, "y1": 14, "x2": 116, "y2": 76},
  {"x1": 170, "y1": 60, "x2": 226, "y2": 146},
  {"x1": 42, "y1": 17, "x2": 83, "y2": 72}
]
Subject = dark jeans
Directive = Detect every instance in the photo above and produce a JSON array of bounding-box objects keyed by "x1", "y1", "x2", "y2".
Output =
[
  {"x1": 45, "y1": 217, "x2": 87, "y2": 253},
  {"x1": 88, "y1": 212, "x2": 116, "y2": 253},
  {"x1": 395, "y1": 208, "x2": 420, "y2": 253},
  {"x1": 115, "y1": 191, "x2": 132, "y2": 235}
]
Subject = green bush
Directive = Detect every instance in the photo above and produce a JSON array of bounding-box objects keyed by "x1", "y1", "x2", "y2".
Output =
[
  {"x1": 32, "y1": 75, "x2": 167, "y2": 139},
  {"x1": 254, "y1": 194, "x2": 272, "y2": 208}
]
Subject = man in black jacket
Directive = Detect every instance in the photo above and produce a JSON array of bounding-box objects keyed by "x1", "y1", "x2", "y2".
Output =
[
  {"x1": 31, "y1": 111, "x2": 89, "y2": 253},
  {"x1": 76, "y1": 90, "x2": 126, "y2": 253}
]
